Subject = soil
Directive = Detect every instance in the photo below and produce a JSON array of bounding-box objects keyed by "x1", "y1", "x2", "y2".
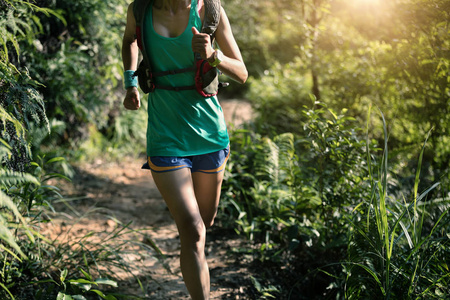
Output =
[{"x1": 41, "y1": 99, "x2": 257, "y2": 299}]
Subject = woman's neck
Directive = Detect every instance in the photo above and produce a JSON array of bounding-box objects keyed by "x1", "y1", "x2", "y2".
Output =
[{"x1": 153, "y1": 0, "x2": 190, "y2": 13}]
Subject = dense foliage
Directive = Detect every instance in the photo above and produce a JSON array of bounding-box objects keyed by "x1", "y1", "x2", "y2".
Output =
[
  {"x1": 0, "y1": 0, "x2": 152, "y2": 298},
  {"x1": 220, "y1": 0, "x2": 449, "y2": 298},
  {"x1": 1, "y1": 0, "x2": 448, "y2": 299},
  {"x1": 240, "y1": 0, "x2": 449, "y2": 181},
  {"x1": 221, "y1": 104, "x2": 449, "y2": 299}
]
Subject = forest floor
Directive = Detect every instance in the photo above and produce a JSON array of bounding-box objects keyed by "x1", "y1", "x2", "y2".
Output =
[{"x1": 41, "y1": 99, "x2": 258, "y2": 299}]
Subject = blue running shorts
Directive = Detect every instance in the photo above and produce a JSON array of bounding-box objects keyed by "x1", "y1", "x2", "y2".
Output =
[{"x1": 142, "y1": 146, "x2": 230, "y2": 174}]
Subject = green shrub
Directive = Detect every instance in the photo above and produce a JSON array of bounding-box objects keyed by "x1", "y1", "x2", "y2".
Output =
[
  {"x1": 2, "y1": 0, "x2": 131, "y2": 150},
  {"x1": 222, "y1": 102, "x2": 372, "y2": 261}
]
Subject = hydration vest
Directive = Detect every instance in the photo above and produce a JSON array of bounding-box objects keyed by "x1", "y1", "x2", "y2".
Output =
[{"x1": 132, "y1": 0, "x2": 226, "y2": 96}]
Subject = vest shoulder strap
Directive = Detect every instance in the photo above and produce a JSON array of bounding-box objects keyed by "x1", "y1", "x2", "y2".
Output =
[{"x1": 133, "y1": 0, "x2": 150, "y2": 28}]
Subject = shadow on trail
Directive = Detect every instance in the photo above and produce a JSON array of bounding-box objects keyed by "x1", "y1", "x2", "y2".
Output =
[{"x1": 64, "y1": 161, "x2": 168, "y2": 227}]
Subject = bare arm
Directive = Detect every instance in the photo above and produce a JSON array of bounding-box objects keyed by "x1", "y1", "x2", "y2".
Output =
[
  {"x1": 121, "y1": 2, "x2": 140, "y2": 110},
  {"x1": 122, "y1": 3, "x2": 139, "y2": 71},
  {"x1": 214, "y1": 7, "x2": 248, "y2": 84},
  {"x1": 192, "y1": 6, "x2": 248, "y2": 84}
]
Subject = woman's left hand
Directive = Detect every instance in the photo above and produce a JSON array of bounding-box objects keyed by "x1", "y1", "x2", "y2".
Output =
[{"x1": 191, "y1": 27, "x2": 214, "y2": 60}]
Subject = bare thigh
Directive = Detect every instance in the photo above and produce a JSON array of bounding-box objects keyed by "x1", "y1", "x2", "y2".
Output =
[
  {"x1": 192, "y1": 171, "x2": 225, "y2": 228},
  {"x1": 150, "y1": 167, "x2": 225, "y2": 229},
  {"x1": 151, "y1": 168, "x2": 203, "y2": 231}
]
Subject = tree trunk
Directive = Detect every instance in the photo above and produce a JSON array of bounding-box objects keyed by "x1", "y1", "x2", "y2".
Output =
[
  {"x1": 312, "y1": 69, "x2": 321, "y2": 100},
  {"x1": 309, "y1": 0, "x2": 321, "y2": 100}
]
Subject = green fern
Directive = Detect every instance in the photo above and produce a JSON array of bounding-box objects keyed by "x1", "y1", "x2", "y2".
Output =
[
  {"x1": 0, "y1": 149, "x2": 40, "y2": 260},
  {"x1": 0, "y1": 148, "x2": 40, "y2": 261},
  {"x1": 0, "y1": 2, "x2": 59, "y2": 295},
  {"x1": 0, "y1": 105, "x2": 26, "y2": 140},
  {"x1": 254, "y1": 132, "x2": 296, "y2": 186},
  {"x1": 0, "y1": 192, "x2": 30, "y2": 260},
  {"x1": 0, "y1": 8, "x2": 50, "y2": 170},
  {"x1": 0, "y1": 169, "x2": 40, "y2": 187}
]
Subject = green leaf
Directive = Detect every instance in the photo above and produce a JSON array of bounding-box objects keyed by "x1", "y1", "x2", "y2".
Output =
[
  {"x1": 90, "y1": 290, "x2": 118, "y2": 300},
  {"x1": 60, "y1": 269, "x2": 68, "y2": 283},
  {"x1": 95, "y1": 278, "x2": 118, "y2": 287},
  {"x1": 0, "y1": 169, "x2": 40, "y2": 186},
  {"x1": 0, "y1": 138, "x2": 11, "y2": 149},
  {"x1": 0, "y1": 281, "x2": 15, "y2": 300},
  {"x1": 57, "y1": 292, "x2": 73, "y2": 300},
  {"x1": 68, "y1": 279, "x2": 95, "y2": 285},
  {"x1": 262, "y1": 292, "x2": 277, "y2": 298},
  {"x1": 43, "y1": 173, "x2": 71, "y2": 182},
  {"x1": 353, "y1": 263, "x2": 386, "y2": 296},
  {"x1": 46, "y1": 157, "x2": 66, "y2": 164},
  {"x1": 68, "y1": 279, "x2": 95, "y2": 291},
  {"x1": 0, "y1": 197, "x2": 30, "y2": 258},
  {"x1": 250, "y1": 276, "x2": 262, "y2": 292},
  {"x1": 78, "y1": 268, "x2": 92, "y2": 281}
]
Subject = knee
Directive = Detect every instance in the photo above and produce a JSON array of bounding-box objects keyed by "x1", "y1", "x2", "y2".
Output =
[{"x1": 178, "y1": 217, "x2": 206, "y2": 250}]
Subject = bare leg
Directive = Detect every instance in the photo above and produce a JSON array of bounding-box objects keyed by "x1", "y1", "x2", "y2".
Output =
[
  {"x1": 151, "y1": 168, "x2": 210, "y2": 300},
  {"x1": 192, "y1": 171, "x2": 224, "y2": 228}
]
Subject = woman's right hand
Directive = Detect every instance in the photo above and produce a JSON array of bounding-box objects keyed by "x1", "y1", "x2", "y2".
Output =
[{"x1": 123, "y1": 87, "x2": 140, "y2": 110}]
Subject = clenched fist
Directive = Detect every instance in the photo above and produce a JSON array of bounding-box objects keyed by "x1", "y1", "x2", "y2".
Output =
[
  {"x1": 191, "y1": 27, "x2": 214, "y2": 61},
  {"x1": 123, "y1": 87, "x2": 140, "y2": 110}
]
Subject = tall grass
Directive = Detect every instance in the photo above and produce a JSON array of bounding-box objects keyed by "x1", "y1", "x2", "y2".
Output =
[{"x1": 344, "y1": 106, "x2": 449, "y2": 299}]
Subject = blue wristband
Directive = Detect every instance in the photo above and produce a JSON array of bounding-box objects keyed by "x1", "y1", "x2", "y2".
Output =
[{"x1": 124, "y1": 70, "x2": 138, "y2": 89}]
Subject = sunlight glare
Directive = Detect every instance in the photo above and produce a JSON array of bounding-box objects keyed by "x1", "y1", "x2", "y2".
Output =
[{"x1": 352, "y1": 0, "x2": 383, "y2": 10}]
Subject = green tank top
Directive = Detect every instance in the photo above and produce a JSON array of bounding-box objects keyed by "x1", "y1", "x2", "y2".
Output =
[{"x1": 143, "y1": 0, "x2": 229, "y2": 157}]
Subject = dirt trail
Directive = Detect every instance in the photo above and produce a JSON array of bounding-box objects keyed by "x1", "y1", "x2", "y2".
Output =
[{"x1": 43, "y1": 99, "x2": 255, "y2": 299}]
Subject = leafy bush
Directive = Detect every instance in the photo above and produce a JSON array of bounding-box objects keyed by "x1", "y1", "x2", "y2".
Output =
[
  {"x1": 1, "y1": 0, "x2": 135, "y2": 151},
  {"x1": 245, "y1": 61, "x2": 311, "y2": 136},
  {"x1": 222, "y1": 102, "x2": 372, "y2": 263},
  {"x1": 220, "y1": 102, "x2": 372, "y2": 298},
  {"x1": 0, "y1": 1, "x2": 54, "y2": 171}
]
